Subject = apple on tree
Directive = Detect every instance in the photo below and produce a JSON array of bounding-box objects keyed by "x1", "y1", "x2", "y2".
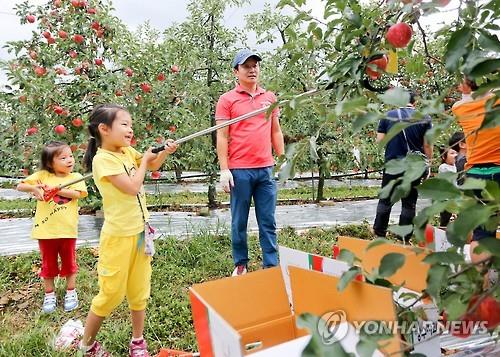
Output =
[
  {"x1": 140, "y1": 82, "x2": 152, "y2": 93},
  {"x1": 151, "y1": 171, "x2": 161, "y2": 180},
  {"x1": 34, "y1": 66, "x2": 47, "y2": 77},
  {"x1": 365, "y1": 55, "x2": 388, "y2": 80},
  {"x1": 386, "y1": 23, "x2": 412, "y2": 48},
  {"x1": 26, "y1": 15, "x2": 36, "y2": 23},
  {"x1": 171, "y1": 65, "x2": 180, "y2": 73},
  {"x1": 73, "y1": 34, "x2": 84, "y2": 44},
  {"x1": 125, "y1": 68, "x2": 134, "y2": 77},
  {"x1": 58, "y1": 30, "x2": 68, "y2": 39},
  {"x1": 54, "y1": 124, "x2": 66, "y2": 134},
  {"x1": 157, "y1": 72, "x2": 165, "y2": 81},
  {"x1": 26, "y1": 127, "x2": 38, "y2": 136},
  {"x1": 72, "y1": 117, "x2": 83, "y2": 127},
  {"x1": 95, "y1": 58, "x2": 103, "y2": 66}
]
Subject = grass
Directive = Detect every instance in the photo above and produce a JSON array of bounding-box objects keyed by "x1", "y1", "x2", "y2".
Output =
[
  {"x1": 0, "y1": 185, "x2": 379, "y2": 217},
  {"x1": 0, "y1": 224, "x2": 373, "y2": 356}
]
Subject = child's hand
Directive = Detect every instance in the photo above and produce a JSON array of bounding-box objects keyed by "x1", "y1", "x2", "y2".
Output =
[
  {"x1": 142, "y1": 147, "x2": 158, "y2": 164},
  {"x1": 164, "y1": 139, "x2": 178, "y2": 154},
  {"x1": 31, "y1": 184, "x2": 46, "y2": 201}
]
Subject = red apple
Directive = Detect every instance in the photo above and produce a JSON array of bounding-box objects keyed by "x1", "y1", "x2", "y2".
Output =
[
  {"x1": 151, "y1": 171, "x2": 161, "y2": 180},
  {"x1": 42, "y1": 31, "x2": 51, "y2": 39},
  {"x1": 58, "y1": 30, "x2": 68, "y2": 39},
  {"x1": 140, "y1": 82, "x2": 151, "y2": 93},
  {"x1": 170, "y1": 65, "x2": 180, "y2": 73},
  {"x1": 26, "y1": 127, "x2": 38, "y2": 136},
  {"x1": 91, "y1": 21, "x2": 100, "y2": 30},
  {"x1": 145, "y1": 123, "x2": 153, "y2": 131},
  {"x1": 365, "y1": 55, "x2": 388, "y2": 80},
  {"x1": 34, "y1": 66, "x2": 47, "y2": 77},
  {"x1": 115, "y1": 89, "x2": 123, "y2": 96},
  {"x1": 19, "y1": 95, "x2": 27, "y2": 103},
  {"x1": 69, "y1": 50, "x2": 78, "y2": 59},
  {"x1": 26, "y1": 15, "x2": 36, "y2": 23},
  {"x1": 29, "y1": 50, "x2": 38, "y2": 60},
  {"x1": 478, "y1": 296, "x2": 500, "y2": 330},
  {"x1": 386, "y1": 23, "x2": 413, "y2": 48},
  {"x1": 157, "y1": 72, "x2": 165, "y2": 81},
  {"x1": 70, "y1": 144, "x2": 78, "y2": 152},
  {"x1": 79, "y1": 0, "x2": 87, "y2": 7},
  {"x1": 47, "y1": 37, "x2": 56, "y2": 45},
  {"x1": 94, "y1": 58, "x2": 103, "y2": 66},
  {"x1": 155, "y1": 136, "x2": 163, "y2": 144},
  {"x1": 55, "y1": 67, "x2": 67, "y2": 75},
  {"x1": 125, "y1": 68, "x2": 133, "y2": 77},
  {"x1": 72, "y1": 117, "x2": 83, "y2": 127},
  {"x1": 95, "y1": 29, "x2": 105, "y2": 38},
  {"x1": 73, "y1": 34, "x2": 84, "y2": 44},
  {"x1": 54, "y1": 124, "x2": 66, "y2": 134},
  {"x1": 87, "y1": 8, "x2": 96, "y2": 14},
  {"x1": 53, "y1": 0, "x2": 62, "y2": 8},
  {"x1": 71, "y1": 0, "x2": 80, "y2": 7},
  {"x1": 169, "y1": 125, "x2": 177, "y2": 133},
  {"x1": 53, "y1": 106, "x2": 64, "y2": 115}
]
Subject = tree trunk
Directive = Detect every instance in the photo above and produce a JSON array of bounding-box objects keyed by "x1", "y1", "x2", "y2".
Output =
[
  {"x1": 206, "y1": 13, "x2": 218, "y2": 208},
  {"x1": 316, "y1": 157, "x2": 325, "y2": 202}
]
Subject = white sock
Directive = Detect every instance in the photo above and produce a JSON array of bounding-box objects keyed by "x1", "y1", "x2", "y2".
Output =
[
  {"x1": 131, "y1": 336, "x2": 144, "y2": 343},
  {"x1": 80, "y1": 340, "x2": 96, "y2": 352}
]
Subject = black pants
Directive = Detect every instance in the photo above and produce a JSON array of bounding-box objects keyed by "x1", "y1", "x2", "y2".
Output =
[{"x1": 373, "y1": 171, "x2": 421, "y2": 240}]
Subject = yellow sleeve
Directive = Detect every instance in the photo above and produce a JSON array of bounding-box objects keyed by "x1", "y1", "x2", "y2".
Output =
[
  {"x1": 21, "y1": 170, "x2": 44, "y2": 185},
  {"x1": 68, "y1": 173, "x2": 89, "y2": 198},
  {"x1": 93, "y1": 153, "x2": 126, "y2": 182},
  {"x1": 127, "y1": 146, "x2": 143, "y2": 168}
]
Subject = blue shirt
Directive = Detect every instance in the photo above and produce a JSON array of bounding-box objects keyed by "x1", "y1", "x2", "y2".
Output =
[{"x1": 377, "y1": 107, "x2": 432, "y2": 162}]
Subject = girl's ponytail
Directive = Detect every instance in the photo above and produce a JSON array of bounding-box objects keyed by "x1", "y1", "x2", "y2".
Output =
[{"x1": 82, "y1": 103, "x2": 125, "y2": 172}]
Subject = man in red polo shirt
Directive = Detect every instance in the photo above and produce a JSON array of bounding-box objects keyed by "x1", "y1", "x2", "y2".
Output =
[{"x1": 216, "y1": 49, "x2": 284, "y2": 276}]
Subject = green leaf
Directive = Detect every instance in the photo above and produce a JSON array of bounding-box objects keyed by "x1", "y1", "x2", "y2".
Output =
[
  {"x1": 478, "y1": 30, "x2": 500, "y2": 52},
  {"x1": 338, "y1": 249, "x2": 356, "y2": 265},
  {"x1": 445, "y1": 26, "x2": 472, "y2": 71},
  {"x1": 338, "y1": 266, "x2": 362, "y2": 291},
  {"x1": 379, "y1": 121, "x2": 413, "y2": 149},
  {"x1": 480, "y1": 104, "x2": 499, "y2": 129},
  {"x1": 426, "y1": 265, "x2": 450, "y2": 299},
  {"x1": 335, "y1": 96, "x2": 367, "y2": 116},
  {"x1": 458, "y1": 178, "x2": 487, "y2": 191},
  {"x1": 384, "y1": 158, "x2": 406, "y2": 175},
  {"x1": 378, "y1": 253, "x2": 405, "y2": 278},
  {"x1": 352, "y1": 113, "x2": 378, "y2": 134},
  {"x1": 423, "y1": 252, "x2": 464, "y2": 265},
  {"x1": 477, "y1": 238, "x2": 500, "y2": 257},
  {"x1": 417, "y1": 178, "x2": 462, "y2": 200},
  {"x1": 447, "y1": 205, "x2": 493, "y2": 246},
  {"x1": 470, "y1": 59, "x2": 500, "y2": 77},
  {"x1": 378, "y1": 87, "x2": 410, "y2": 107},
  {"x1": 366, "y1": 238, "x2": 391, "y2": 251},
  {"x1": 309, "y1": 136, "x2": 319, "y2": 161},
  {"x1": 388, "y1": 224, "x2": 413, "y2": 238},
  {"x1": 356, "y1": 339, "x2": 378, "y2": 357},
  {"x1": 379, "y1": 177, "x2": 401, "y2": 200},
  {"x1": 296, "y1": 313, "x2": 349, "y2": 357}
]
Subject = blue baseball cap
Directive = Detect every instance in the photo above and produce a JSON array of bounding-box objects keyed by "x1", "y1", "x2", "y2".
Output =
[{"x1": 232, "y1": 49, "x2": 262, "y2": 69}]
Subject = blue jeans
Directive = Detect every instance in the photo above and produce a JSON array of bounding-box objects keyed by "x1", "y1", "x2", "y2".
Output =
[{"x1": 230, "y1": 167, "x2": 278, "y2": 268}]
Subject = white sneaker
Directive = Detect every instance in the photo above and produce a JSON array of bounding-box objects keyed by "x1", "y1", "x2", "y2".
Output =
[
  {"x1": 232, "y1": 265, "x2": 247, "y2": 277},
  {"x1": 64, "y1": 289, "x2": 79, "y2": 312},
  {"x1": 42, "y1": 292, "x2": 57, "y2": 314}
]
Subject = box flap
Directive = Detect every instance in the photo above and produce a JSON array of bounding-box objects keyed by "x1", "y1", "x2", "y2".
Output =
[
  {"x1": 289, "y1": 266, "x2": 402, "y2": 356},
  {"x1": 190, "y1": 267, "x2": 291, "y2": 330},
  {"x1": 337, "y1": 236, "x2": 429, "y2": 292}
]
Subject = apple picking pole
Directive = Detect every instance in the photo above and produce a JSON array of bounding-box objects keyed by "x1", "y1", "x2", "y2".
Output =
[
  {"x1": 151, "y1": 88, "x2": 319, "y2": 153},
  {"x1": 42, "y1": 172, "x2": 93, "y2": 202}
]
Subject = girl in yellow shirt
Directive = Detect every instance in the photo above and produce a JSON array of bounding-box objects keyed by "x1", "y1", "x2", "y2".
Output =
[
  {"x1": 17, "y1": 141, "x2": 88, "y2": 314},
  {"x1": 80, "y1": 104, "x2": 177, "y2": 357}
]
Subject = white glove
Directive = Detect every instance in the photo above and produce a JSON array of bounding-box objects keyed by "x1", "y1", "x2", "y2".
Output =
[{"x1": 220, "y1": 169, "x2": 234, "y2": 193}]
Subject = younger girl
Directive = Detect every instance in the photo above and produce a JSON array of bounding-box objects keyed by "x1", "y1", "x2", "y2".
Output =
[
  {"x1": 438, "y1": 146, "x2": 458, "y2": 227},
  {"x1": 17, "y1": 141, "x2": 88, "y2": 313},
  {"x1": 80, "y1": 104, "x2": 177, "y2": 357}
]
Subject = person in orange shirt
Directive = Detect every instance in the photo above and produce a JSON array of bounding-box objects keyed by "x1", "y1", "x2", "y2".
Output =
[{"x1": 452, "y1": 77, "x2": 499, "y2": 264}]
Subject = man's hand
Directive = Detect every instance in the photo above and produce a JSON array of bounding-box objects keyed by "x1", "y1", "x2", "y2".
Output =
[{"x1": 220, "y1": 169, "x2": 234, "y2": 193}]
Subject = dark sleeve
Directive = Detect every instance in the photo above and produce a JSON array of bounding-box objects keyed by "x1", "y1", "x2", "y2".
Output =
[{"x1": 377, "y1": 119, "x2": 388, "y2": 134}]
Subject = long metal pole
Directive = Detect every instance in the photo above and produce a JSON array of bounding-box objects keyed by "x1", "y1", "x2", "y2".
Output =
[{"x1": 152, "y1": 88, "x2": 319, "y2": 153}]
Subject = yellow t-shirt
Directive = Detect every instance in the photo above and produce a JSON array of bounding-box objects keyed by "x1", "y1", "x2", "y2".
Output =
[
  {"x1": 92, "y1": 147, "x2": 149, "y2": 236},
  {"x1": 22, "y1": 170, "x2": 88, "y2": 239}
]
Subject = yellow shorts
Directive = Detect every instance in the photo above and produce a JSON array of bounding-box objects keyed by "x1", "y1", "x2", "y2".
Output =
[{"x1": 90, "y1": 232, "x2": 151, "y2": 317}]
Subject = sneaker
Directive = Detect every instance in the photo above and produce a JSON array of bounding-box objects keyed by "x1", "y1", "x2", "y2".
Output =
[
  {"x1": 64, "y1": 289, "x2": 79, "y2": 312},
  {"x1": 129, "y1": 339, "x2": 150, "y2": 357},
  {"x1": 42, "y1": 292, "x2": 57, "y2": 314},
  {"x1": 232, "y1": 265, "x2": 247, "y2": 277},
  {"x1": 81, "y1": 340, "x2": 111, "y2": 357}
]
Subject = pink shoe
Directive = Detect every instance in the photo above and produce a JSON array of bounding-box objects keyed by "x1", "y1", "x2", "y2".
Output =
[
  {"x1": 129, "y1": 339, "x2": 150, "y2": 357},
  {"x1": 82, "y1": 340, "x2": 111, "y2": 357}
]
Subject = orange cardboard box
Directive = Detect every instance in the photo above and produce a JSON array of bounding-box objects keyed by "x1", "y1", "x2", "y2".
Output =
[{"x1": 189, "y1": 266, "x2": 402, "y2": 357}]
